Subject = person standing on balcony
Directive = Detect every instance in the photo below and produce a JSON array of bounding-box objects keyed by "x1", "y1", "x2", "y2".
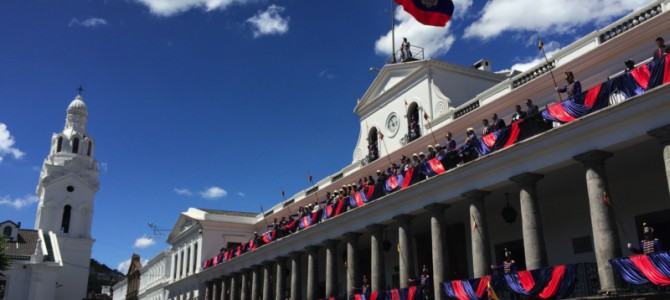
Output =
[
  {"x1": 491, "y1": 113, "x2": 506, "y2": 131},
  {"x1": 512, "y1": 105, "x2": 526, "y2": 122},
  {"x1": 627, "y1": 223, "x2": 662, "y2": 254},
  {"x1": 481, "y1": 119, "x2": 491, "y2": 135},
  {"x1": 445, "y1": 131, "x2": 457, "y2": 151},
  {"x1": 491, "y1": 248, "x2": 517, "y2": 274},
  {"x1": 402, "y1": 37, "x2": 412, "y2": 59},
  {"x1": 653, "y1": 37, "x2": 668, "y2": 60},
  {"x1": 556, "y1": 71, "x2": 582, "y2": 100},
  {"x1": 525, "y1": 99, "x2": 539, "y2": 117}
]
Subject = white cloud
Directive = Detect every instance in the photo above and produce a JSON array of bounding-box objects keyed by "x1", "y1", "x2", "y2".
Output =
[
  {"x1": 452, "y1": 0, "x2": 474, "y2": 18},
  {"x1": 69, "y1": 18, "x2": 108, "y2": 27},
  {"x1": 246, "y1": 5, "x2": 290, "y2": 38},
  {"x1": 200, "y1": 186, "x2": 227, "y2": 199},
  {"x1": 133, "y1": 236, "x2": 156, "y2": 249},
  {"x1": 174, "y1": 188, "x2": 193, "y2": 196},
  {"x1": 503, "y1": 41, "x2": 562, "y2": 73},
  {"x1": 117, "y1": 259, "x2": 131, "y2": 273},
  {"x1": 98, "y1": 162, "x2": 109, "y2": 172},
  {"x1": 0, "y1": 195, "x2": 38, "y2": 209},
  {"x1": 133, "y1": 0, "x2": 249, "y2": 16},
  {"x1": 374, "y1": 7, "x2": 456, "y2": 58},
  {"x1": 318, "y1": 69, "x2": 336, "y2": 80},
  {"x1": 464, "y1": 0, "x2": 652, "y2": 40},
  {"x1": 237, "y1": 192, "x2": 245, "y2": 197},
  {"x1": 117, "y1": 258, "x2": 149, "y2": 273},
  {"x1": 0, "y1": 123, "x2": 24, "y2": 164}
]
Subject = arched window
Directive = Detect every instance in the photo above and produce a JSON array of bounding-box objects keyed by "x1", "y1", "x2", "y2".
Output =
[
  {"x1": 87, "y1": 141, "x2": 92, "y2": 156},
  {"x1": 367, "y1": 127, "x2": 379, "y2": 162},
  {"x1": 407, "y1": 102, "x2": 421, "y2": 142},
  {"x1": 57, "y1": 136, "x2": 63, "y2": 153},
  {"x1": 3, "y1": 226, "x2": 11, "y2": 237},
  {"x1": 61, "y1": 205, "x2": 72, "y2": 233},
  {"x1": 72, "y1": 137, "x2": 80, "y2": 154}
]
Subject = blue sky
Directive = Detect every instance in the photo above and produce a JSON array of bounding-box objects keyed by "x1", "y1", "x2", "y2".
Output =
[{"x1": 0, "y1": 0, "x2": 652, "y2": 273}]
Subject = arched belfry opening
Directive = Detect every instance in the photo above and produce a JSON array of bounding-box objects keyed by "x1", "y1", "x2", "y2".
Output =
[
  {"x1": 72, "y1": 137, "x2": 80, "y2": 154},
  {"x1": 57, "y1": 136, "x2": 63, "y2": 153},
  {"x1": 407, "y1": 102, "x2": 421, "y2": 142},
  {"x1": 367, "y1": 127, "x2": 379, "y2": 162},
  {"x1": 87, "y1": 140, "x2": 93, "y2": 156},
  {"x1": 61, "y1": 205, "x2": 72, "y2": 234}
]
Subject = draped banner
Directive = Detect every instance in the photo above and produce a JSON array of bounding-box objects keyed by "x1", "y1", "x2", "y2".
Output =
[
  {"x1": 385, "y1": 174, "x2": 404, "y2": 193},
  {"x1": 262, "y1": 229, "x2": 276, "y2": 243},
  {"x1": 611, "y1": 252, "x2": 670, "y2": 286},
  {"x1": 283, "y1": 219, "x2": 298, "y2": 233},
  {"x1": 475, "y1": 122, "x2": 522, "y2": 156},
  {"x1": 543, "y1": 54, "x2": 669, "y2": 124},
  {"x1": 298, "y1": 215, "x2": 313, "y2": 230},
  {"x1": 424, "y1": 157, "x2": 446, "y2": 177},
  {"x1": 349, "y1": 191, "x2": 369, "y2": 208},
  {"x1": 401, "y1": 167, "x2": 415, "y2": 189},
  {"x1": 443, "y1": 265, "x2": 577, "y2": 299}
]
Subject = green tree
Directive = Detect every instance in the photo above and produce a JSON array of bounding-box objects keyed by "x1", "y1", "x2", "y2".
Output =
[{"x1": 0, "y1": 237, "x2": 10, "y2": 274}]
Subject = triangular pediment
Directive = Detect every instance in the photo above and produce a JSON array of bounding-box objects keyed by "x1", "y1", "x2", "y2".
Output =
[{"x1": 355, "y1": 61, "x2": 425, "y2": 115}]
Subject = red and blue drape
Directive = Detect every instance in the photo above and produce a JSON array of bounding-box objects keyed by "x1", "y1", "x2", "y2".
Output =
[
  {"x1": 385, "y1": 174, "x2": 405, "y2": 193},
  {"x1": 475, "y1": 121, "x2": 522, "y2": 156},
  {"x1": 348, "y1": 191, "x2": 369, "y2": 208},
  {"x1": 610, "y1": 252, "x2": 670, "y2": 286},
  {"x1": 543, "y1": 54, "x2": 670, "y2": 124}
]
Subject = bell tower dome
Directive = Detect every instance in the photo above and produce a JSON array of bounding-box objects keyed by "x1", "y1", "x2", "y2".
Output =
[{"x1": 34, "y1": 92, "x2": 99, "y2": 300}]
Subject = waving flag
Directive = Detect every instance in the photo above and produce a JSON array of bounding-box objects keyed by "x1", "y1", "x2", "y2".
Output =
[{"x1": 394, "y1": 1, "x2": 454, "y2": 27}]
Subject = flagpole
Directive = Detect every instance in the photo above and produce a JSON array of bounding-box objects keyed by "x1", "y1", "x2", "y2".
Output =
[
  {"x1": 260, "y1": 203, "x2": 270, "y2": 228},
  {"x1": 281, "y1": 187, "x2": 292, "y2": 215},
  {"x1": 308, "y1": 171, "x2": 321, "y2": 206},
  {"x1": 379, "y1": 132, "x2": 393, "y2": 166},
  {"x1": 537, "y1": 31, "x2": 563, "y2": 102},
  {"x1": 423, "y1": 112, "x2": 438, "y2": 146},
  {"x1": 391, "y1": 0, "x2": 396, "y2": 63}
]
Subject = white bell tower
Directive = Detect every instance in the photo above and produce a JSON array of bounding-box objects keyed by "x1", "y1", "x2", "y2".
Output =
[{"x1": 35, "y1": 92, "x2": 99, "y2": 300}]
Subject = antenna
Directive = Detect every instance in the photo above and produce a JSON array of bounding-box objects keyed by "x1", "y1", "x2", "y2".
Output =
[{"x1": 147, "y1": 222, "x2": 169, "y2": 238}]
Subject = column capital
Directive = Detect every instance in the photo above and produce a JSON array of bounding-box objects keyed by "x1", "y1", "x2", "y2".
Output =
[
  {"x1": 648, "y1": 124, "x2": 670, "y2": 144},
  {"x1": 366, "y1": 224, "x2": 387, "y2": 233},
  {"x1": 344, "y1": 232, "x2": 362, "y2": 241},
  {"x1": 305, "y1": 245, "x2": 320, "y2": 254},
  {"x1": 509, "y1": 172, "x2": 544, "y2": 186},
  {"x1": 424, "y1": 203, "x2": 450, "y2": 213},
  {"x1": 393, "y1": 214, "x2": 415, "y2": 224},
  {"x1": 573, "y1": 150, "x2": 613, "y2": 167},
  {"x1": 461, "y1": 189, "x2": 491, "y2": 200},
  {"x1": 324, "y1": 239, "x2": 339, "y2": 248}
]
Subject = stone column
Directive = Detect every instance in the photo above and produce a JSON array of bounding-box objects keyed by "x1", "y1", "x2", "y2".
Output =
[
  {"x1": 306, "y1": 246, "x2": 320, "y2": 300},
  {"x1": 205, "y1": 281, "x2": 212, "y2": 300},
  {"x1": 574, "y1": 150, "x2": 621, "y2": 293},
  {"x1": 212, "y1": 280, "x2": 219, "y2": 300},
  {"x1": 394, "y1": 215, "x2": 414, "y2": 288},
  {"x1": 275, "y1": 258, "x2": 286, "y2": 300},
  {"x1": 241, "y1": 269, "x2": 250, "y2": 300},
  {"x1": 290, "y1": 251, "x2": 303, "y2": 300},
  {"x1": 252, "y1": 266, "x2": 261, "y2": 300},
  {"x1": 189, "y1": 243, "x2": 196, "y2": 275},
  {"x1": 324, "y1": 240, "x2": 338, "y2": 299},
  {"x1": 221, "y1": 276, "x2": 229, "y2": 300},
  {"x1": 230, "y1": 273, "x2": 240, "y2": 300},
  {"x1": 367, "y1": 224, "x2": 386, "y2": 293},
  {"x1": 649, "y1": 124, "x2": 670, "y2": 196},
  {"x1": 463, "y1": 190, "x2": 491, "y2": 278},
  {"x1": 510, "y1": 173, "x2": 548, "y2": 270},
  {"x1": 425, "y1": 204, "x2": 449, "y2": 300},
  {"x1": 345, "y1": 232, "x2": 362, "y2": 298},
  {"x1": 263, "y1": 262, "x2": 272, "y2": 300}
]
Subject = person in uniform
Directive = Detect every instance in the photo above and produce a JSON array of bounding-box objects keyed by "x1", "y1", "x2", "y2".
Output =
[
  {"x1": 628, "y1": 223, "x2": 662, "y2": 254},
  {"x1": 654, "y1": 37, "x2": 668, "y2": 60},
  {"x1": 410, "y1": 265, "x2": 431, "y2": 299},
  {"x1": 556, "y1": 71, "x2": 582, "y2": 100},
  {"x1": 491, "y1": 248, "x2": 517, "y2": 274}
]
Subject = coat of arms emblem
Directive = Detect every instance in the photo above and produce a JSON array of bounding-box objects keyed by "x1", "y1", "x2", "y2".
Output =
[{"x1": 421, "y1": 0, "x2": 438, "y2": 8}]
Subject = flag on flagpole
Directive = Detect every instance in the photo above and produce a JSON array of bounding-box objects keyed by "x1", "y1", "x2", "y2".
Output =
[
  {"x1": 394, "y1": 0, "x2": 454, "y2": 27},
  {"x1": 378, "y1": 131, "x2": 384, "y2": 140},
  {"x1": 423, "y1": 111, "x2": 430, "y2": 121},
  {"x1": 538, "y1": 38, "x2": 544, "y2": 51}
]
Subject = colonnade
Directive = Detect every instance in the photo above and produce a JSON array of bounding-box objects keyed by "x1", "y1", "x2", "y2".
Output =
[{"x1": 197, "y1": 125, "x2": 670, "y2": 300}]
